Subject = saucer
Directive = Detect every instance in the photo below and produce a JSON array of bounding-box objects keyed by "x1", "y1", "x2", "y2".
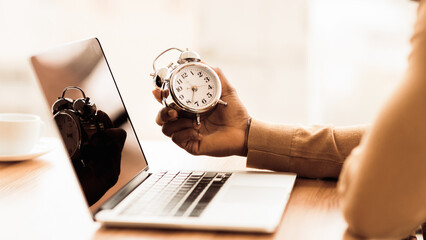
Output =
[{"x1": 0, "y1": 137, "x2": 58, "y2": 161}]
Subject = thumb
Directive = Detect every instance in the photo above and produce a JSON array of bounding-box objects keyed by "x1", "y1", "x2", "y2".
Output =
[
  {"x1": 211, "y1": 67, "x2": 235, "y2": 96},
  {"x1": 96, "y1": 110, "x2": 114, "y2": 129}
]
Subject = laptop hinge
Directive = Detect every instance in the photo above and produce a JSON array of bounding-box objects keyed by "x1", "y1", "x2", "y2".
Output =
[{"x1": 96, "y1": 170, "x2": 151, "y2": 213}]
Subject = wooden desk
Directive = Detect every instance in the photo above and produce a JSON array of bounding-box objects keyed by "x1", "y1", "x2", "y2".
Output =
[{"x1": 0, "y1": 139, "x2": 353, "y2": 240}]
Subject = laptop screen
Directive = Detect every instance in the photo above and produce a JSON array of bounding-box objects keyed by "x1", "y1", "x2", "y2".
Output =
[{"x1": 31, "y1": 38, "x2": 148, "y2": 212}]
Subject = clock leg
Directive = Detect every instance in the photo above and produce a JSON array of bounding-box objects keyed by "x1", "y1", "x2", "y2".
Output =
[
  {"x1": 218, "y1": 99, "x2": 228, "y2": 106},
  {"x1": 196, "y1": 113, "x2": 201, "y2": 125}
]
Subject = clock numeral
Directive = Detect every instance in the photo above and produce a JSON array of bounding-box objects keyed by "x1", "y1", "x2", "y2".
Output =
[
  {"x1": 186, "y1": 99, "x2": 192, "y2": 105},
  {"x1": 208, "y1": 85, "x2": 213, "y2": 90},
  {"x1": 176, "y1": 86, "x2": 183, "y2": 92},
  {"x1": 202, "y1": 99, "x2": 207, "y2": 104},
  {"x1": 190, "y1": 71, "x2": 194, "y2": 75},
  {"x1": 194, "y1": 101, "x2": 199, "y2": 106},
  {"x1": 204, "y1": 77, "x2": 210, "y2": 83},
  {"x1": 181, "y1": 72, "x2": 188, "y2": 79},
  {"x1": 177, "y1": 79, "x2": 183, "y2": 85},
  {"x1": 197, "y1": 72, "x2": 203, "y2": 78},
  {"x1": 179, "y1": 95, "x2": 185, "y2": 100},
  {"x1": 207, "y1": 92, "x2": 212, "y2": 98}
]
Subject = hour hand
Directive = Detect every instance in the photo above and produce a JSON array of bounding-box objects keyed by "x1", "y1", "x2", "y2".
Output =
[{"x1": 191, "y1": 88, "x2": 195, "y2": 102}]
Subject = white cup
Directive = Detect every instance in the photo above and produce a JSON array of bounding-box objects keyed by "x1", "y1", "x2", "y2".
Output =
[{"x1": 0, "y1": 113, "x2": 44, "y2": 156}]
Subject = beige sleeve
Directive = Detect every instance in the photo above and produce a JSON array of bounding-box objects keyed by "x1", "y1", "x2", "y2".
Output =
[
  {"x1": 246, "y1": 119, "x2": 365, "y2": 178},
  {"x1": 338, "y1": 0, "x2": 426, "y2": 238}
]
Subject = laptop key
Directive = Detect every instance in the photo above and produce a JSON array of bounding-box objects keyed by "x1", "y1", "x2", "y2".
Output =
[
  {"x1": 174, "y1": 173, "x2": 215, "y2": 216},
  {"x1": 120, "y1": 171, "x2": 232, "y2": 217},
  {"x1": 189, "y1": 174, "x2": 231, "y2": 217}
]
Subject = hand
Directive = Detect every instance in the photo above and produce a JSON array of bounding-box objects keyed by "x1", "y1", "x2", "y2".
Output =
[
  {"x1": 152, "y1": 67, "x2": 250, "y2": 157},
  {"x1": 76, "y1": 110, "x2": 127, "y2": 206}
]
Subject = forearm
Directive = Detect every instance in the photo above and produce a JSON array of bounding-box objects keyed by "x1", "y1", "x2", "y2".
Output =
[
  {"x1": 246, "y1": 119, "x2": 366, "y2": 178},
  {"x1": 338, "y1": 0, "x2": 426, "y2": 237},
  {"x1": 338, "y1": 84, "x2": 426, "y2": 238}
]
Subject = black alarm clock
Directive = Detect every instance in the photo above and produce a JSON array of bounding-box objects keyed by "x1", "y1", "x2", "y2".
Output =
[{"x1": 52, "y1": 86, "x2": 103, "y2": 166}]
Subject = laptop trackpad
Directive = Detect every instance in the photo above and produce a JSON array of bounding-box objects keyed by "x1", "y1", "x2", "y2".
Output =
[{"x1": 220, "y1": 185, "x2": 288, "y2": 206}]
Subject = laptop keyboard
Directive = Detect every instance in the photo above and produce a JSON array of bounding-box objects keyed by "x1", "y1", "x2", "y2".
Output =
[{"x1": 120, "y1": 171, "x2": 232, "y2": 217}]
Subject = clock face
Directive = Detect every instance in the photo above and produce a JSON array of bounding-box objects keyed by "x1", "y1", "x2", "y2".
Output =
[
  {"x1": 54, "y1": 112, "x2": 81, "y2": 158},
  {"x1": 170, "y1": 63, "x2": 221, "y2": 113}
]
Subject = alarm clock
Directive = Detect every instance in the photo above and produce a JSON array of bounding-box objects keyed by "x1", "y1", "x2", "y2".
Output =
[
  {"x1": 151, "y1": 48, "x2": 227, "y2": 125},
  {"x1": 52, "y1": 86, "x2": 103, "y2": 166}
]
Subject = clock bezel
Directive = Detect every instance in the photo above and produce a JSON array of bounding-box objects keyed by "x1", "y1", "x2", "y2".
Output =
[{"x1": 168, "y1": 62, "x2": 222, "y2": 114}]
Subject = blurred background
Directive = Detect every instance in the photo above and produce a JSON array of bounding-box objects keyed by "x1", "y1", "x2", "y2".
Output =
[{"x1": 0, "y1": 0, "x2": 418, "y2": 141}]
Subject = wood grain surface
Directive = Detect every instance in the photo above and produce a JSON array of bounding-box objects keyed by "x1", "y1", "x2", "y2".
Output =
[{"x1": 0, "y1": 140, "x2": 355, "y2": 240}]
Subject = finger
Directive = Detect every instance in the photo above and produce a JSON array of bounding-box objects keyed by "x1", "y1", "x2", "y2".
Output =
[
  {"x1": 162, "y1": 118, "x2": 199, "y2": 137},
  {"x1": 171, "y1": 128, "x2": 203, "y2": 151},
  {"x1": 152, "y1": 89, "x2": 162, "y2": 104},
  {"x1": 162, "y1": 89, "x2": 170, "y2": 99},
  {"x1": 156, "y1": 107, "x2": 178, "y2": 126},
  {"x1": 103, "y1": 128, "x2": 126, "y2": 172},
  {"x1": 96, "y1": 110, "x2": 114, "y2": 129},
  {"x1": 402, "y1": 236, "x2": 416, "y2": 240},
  {"x1": 90, "y1": 128, "x2": 126, "y2": 148},
  {"x1": 103, "y1": 128, "x2": 127, "y2": 151}
]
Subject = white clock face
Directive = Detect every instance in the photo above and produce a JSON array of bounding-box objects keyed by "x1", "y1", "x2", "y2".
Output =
[{"x1": 170, "y1": 64, "x2": 220, "y2": 112}]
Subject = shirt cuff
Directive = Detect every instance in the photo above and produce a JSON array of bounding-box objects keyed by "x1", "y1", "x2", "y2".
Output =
[{"x1": 246, "y1": 119, "x2": 296, "y2": 171}]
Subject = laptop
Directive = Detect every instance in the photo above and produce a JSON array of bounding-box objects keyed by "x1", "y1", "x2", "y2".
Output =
[{"x1": 30, "y1": 37, "x2": 296, "y2": 233}]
